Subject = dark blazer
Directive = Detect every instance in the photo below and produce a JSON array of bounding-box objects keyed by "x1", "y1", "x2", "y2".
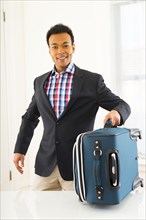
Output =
[{"x1": 14, "y1": 65, "x2": 131, "y2": 180}]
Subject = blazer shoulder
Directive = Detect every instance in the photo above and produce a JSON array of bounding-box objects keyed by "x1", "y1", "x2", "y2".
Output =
[
  {"x1": 33, "y1": 71, "x2": 51, "y2": 87},
  {"x1": 75, "y1": 65, "x2": 103, "y2": 80},
  {"x1": 35, "y1": 71, "x2": 50, "y2": 82}
]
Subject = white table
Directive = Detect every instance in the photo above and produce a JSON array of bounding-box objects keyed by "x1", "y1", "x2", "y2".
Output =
[{"x1": 1, "y1": 188, "x2": 145, "y2": 219}]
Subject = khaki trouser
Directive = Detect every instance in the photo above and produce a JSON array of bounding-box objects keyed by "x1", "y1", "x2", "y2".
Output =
[{"x1": 30, "y1": 165, "x2": 74, "y2": 191}]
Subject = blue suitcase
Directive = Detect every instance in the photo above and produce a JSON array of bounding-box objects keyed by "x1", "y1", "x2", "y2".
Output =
[{"x1": 73, "y1": 121, "x2": 144, "y2": 205}]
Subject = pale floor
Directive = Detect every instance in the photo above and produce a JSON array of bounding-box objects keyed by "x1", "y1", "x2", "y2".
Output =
[
  {"x1": 1, "y1": 163, "x2": 145, "y2": 220},
  {"x1": 1, "y1": 187, "x2": 145, "y2": 220},
  {"x1": 1, "y1": 158, "x2": 145, "y2": 220}
]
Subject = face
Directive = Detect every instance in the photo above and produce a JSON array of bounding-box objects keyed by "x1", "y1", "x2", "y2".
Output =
[{"x1": 48, "y1": 33, "x2": 75, "y2": 73}]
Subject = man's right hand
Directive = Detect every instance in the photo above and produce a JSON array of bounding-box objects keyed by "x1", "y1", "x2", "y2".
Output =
[{"x1": 13, "y1": 153, "x2": 25, "y2": 174}]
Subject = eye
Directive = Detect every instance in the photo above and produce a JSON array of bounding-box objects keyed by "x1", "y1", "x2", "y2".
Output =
[
  {"x1": 63, "y1": 44, "x2": 69, "y2": 48},
  {"x1": 51, "y1": 45, "x2": 58, "y2": 49}
]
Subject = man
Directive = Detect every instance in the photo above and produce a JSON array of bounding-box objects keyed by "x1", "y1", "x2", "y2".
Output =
[{"x1": 13, "y1": 24, "x2": 131, "y2": 191}]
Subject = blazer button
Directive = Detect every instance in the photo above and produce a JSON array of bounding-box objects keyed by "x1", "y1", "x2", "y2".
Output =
[{"x1": 56, "y1": 141, "x2": 60, "y2": 144}]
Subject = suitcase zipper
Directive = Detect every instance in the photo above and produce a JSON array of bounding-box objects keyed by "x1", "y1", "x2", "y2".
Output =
[{"x1": 73, "y1": 131, "x2": 92, "y2": 202}]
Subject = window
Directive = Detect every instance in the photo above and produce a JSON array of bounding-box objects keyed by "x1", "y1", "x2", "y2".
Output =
[{"x1": 112, "y1": 1, "x2": 145, "y2": 155}]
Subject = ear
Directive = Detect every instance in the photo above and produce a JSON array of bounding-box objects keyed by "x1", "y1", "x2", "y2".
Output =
[
  {"x1": 48, "y1": 47, "x2": 51, "y2": 54},
  {"x1": 72, "y1": 44, "x2": 75, "y2": 53}
]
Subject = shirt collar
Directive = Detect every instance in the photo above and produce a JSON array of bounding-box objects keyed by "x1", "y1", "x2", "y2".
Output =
[{"x1": 51, "y1": 62, "x2": 75, "y2": 76}]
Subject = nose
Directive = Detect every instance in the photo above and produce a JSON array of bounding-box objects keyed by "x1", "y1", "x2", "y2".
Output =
[{"x1": 57, "y1": 46, "x2": 65, "y2": 54}]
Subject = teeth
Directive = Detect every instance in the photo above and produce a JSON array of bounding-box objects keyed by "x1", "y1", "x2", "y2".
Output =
[{"x1": 58, "y1": 57, "x2": 66, "y2": 60}]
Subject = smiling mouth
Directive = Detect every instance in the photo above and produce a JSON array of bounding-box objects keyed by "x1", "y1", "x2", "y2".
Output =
[{"x1": 57, "y1": 56, "x2": 67, "y2": 61}]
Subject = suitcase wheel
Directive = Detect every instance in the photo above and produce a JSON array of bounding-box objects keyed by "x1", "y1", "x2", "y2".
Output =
[{"x1": 140, "y1": 179, "x2": 144, "y2": 187}]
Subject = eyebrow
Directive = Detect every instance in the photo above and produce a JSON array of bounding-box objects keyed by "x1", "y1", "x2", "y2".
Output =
[{"x1": 51, "y1": 41, "x2": 71, "y2": 45}]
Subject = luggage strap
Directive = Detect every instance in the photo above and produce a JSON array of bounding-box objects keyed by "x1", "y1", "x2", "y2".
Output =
[{"x1": 93, "y1": 140, "x2": 104, "y2": 200}]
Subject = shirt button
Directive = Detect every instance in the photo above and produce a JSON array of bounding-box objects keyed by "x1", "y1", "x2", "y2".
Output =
[{"x1": 56, "y1": 141, "x2": 60, "y2": 144}]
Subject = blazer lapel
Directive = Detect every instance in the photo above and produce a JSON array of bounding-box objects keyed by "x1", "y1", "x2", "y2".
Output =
[
  {"x1": 39, "y1": 72, "x2": 57, "y2": 120},
  {"x1": 36, "y1": 66, "x2": 84, "y2": 121},
  {"x1": 58, "y1": 66, "x2": 84, "y2": 120}
]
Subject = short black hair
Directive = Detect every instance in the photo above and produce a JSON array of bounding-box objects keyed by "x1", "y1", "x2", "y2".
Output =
[{"x1": 46, "y1": 23, "x2": 74, "y2": 46}]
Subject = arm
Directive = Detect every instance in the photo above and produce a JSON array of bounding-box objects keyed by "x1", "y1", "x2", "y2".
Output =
[
  {"x1": 14, "y1": 79, "x2": 40, "y2": 173},
  {"x1": 13, "y1": 95, "x2": 40, "y2": 173},
  {"x1": 14, "y1": 94, "x2": 40, "y2": 155},
  {"x1": 96, "y1": 75, "x2": 131, "y2": 126}
]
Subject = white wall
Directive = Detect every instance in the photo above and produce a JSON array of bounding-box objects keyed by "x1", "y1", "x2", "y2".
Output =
[
  {"x1": 23, "y1": 1, "x2": 114, "y2": 93},
  {"x1": 23, "y1": 0, "x2": 114, "y2": 130},
  {"x1": 23, "y1": 0, "x2": 114, "y2": 188},
  {"x1": 1, "y1": 1, "x2": 30, "y2": 190},
  {"x1": 1, "y1": 0, "x2": 145, "y2": 190}
]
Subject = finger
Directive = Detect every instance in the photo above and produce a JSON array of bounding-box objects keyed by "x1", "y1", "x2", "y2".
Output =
[
  {"x1": 13, "y1": 159, "x2": 24, "y2": 174},
  {"x1": 21, "y1": 157, "x2": 24, "y2": 167},
  {"x1": 17, "y1": 166, "x2": 24, "y2": 174},
  {"x1": 103, "y1": 115, "x2": 111, "y2": 125},
  {"x1": 112, "y1": 116, "x2": 120, "y2": 126},
  {"x1": 111, "y1": 118, "x2": 115, "y2": 126},
  {"x1": 15, "y1": 163, "x2": 24, "y2": 174},
  {"x1": 16, "y1": 163, "x2": 23, "y2": 174}
]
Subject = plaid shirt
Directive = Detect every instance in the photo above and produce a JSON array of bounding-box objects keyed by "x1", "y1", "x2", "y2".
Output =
[{"x1": 46, "y1": 63, "x2": 75, "y2": 118}]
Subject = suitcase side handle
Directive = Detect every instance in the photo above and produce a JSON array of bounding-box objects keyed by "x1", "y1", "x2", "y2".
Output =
[
  {"x1": 106, "y1": 150, "x2": 120, "y2": 189},
  {"x1": 104, "y1": 119, "x2": 117, "y2": 128}
]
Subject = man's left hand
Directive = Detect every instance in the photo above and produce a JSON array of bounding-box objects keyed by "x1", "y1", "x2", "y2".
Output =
[{"x1": 103, "y1": 110, "x2": 121, "y2": 126}]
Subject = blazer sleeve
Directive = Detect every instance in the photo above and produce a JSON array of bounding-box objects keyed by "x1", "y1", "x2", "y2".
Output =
[
  {"x1": 14, "y1": 82, "x2": 40, "y2": 155},
  {"x1": 96, "y1": 74, "x2": 131, "y2": 125}
]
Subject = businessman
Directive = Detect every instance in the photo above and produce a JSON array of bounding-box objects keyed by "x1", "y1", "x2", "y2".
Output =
[{"x1": 13, "y1": 24, "x2": 131, "y2": 191}]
